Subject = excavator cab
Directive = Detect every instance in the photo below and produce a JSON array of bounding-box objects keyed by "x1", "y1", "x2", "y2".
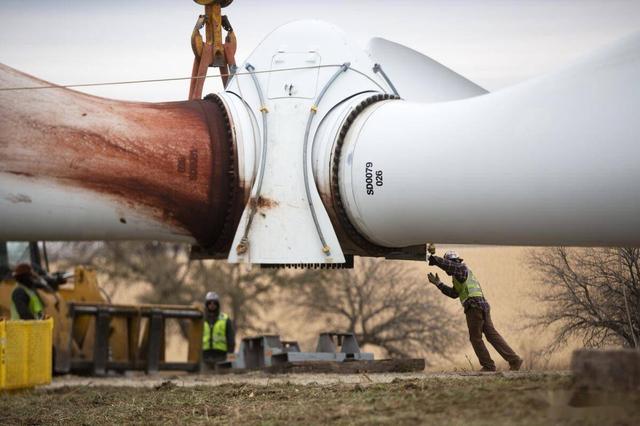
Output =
[
  {"x1": 1, "y1": 241, "x2": 43, "y2": 318},
  {"x1": 0, "y1": 241, "x2": 67, "y2": 287},
  {"x1": 0, "y1": 241, "x2": 31, "y2": 278}
]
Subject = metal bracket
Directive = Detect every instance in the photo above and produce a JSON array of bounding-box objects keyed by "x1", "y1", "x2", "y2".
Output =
[
  {"x1": 302, "y1": 62, "x2": 350, "y2": 258},
  {"x1": 235, "y1": 63, "x2": 269, "y2": 257},
  {"x1": 373, "y1": 63, "x2": 400, "y2": 97}
]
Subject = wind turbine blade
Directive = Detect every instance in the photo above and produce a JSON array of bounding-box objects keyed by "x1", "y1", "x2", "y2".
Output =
[
  {"x1": 341, "y1": 32, "x2": 640, "y2": 247},
  {"x1": 0, "y1": 64, "x2": 236, "y2": 248},
  {"x1": 367, "y1": 37, "x2": 488, "y2": 102}
]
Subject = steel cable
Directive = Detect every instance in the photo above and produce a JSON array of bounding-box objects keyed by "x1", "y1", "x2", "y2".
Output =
[{"x1": 0, "y1": 64, "x2": 386, "y2": 92}]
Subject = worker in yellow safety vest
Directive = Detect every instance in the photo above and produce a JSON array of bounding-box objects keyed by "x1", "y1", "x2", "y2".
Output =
[
  {"x1": 426, "y1": 246, "x2": 523, "y2": 372},
  {"x1": 202, "y1": 291, "x2": 235, "y2": 363},
  {"x1": 10, "y1": 263, "x2": 45, "y2": 320}
]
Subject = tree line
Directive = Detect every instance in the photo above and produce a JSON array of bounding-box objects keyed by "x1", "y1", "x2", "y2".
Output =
[
  {"x1": 52, "y1": 242, "x2": 462, "y2": 361},
  {"x1": 51, "y1": 243, "x2": 639, "y2": 362}
]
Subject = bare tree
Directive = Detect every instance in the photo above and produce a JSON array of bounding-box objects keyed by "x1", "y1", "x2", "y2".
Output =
[
  {"x1": 51, "y1": 242, "x2": 190, "y2": 302},
  {"x1": 52, "y1": 242, "x2": 290, "y2": 335},
  {"x1": 527, "y1": 247, "x2": 640, "y2": 350},
  {"x1": 291, "y1": 257, "x2": 463, "y2": 359},
  {"x1": 170, "y1": 260, "x2": 291, "y2": 335}
]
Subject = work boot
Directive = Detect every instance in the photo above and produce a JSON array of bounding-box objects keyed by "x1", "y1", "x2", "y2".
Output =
[
  {"x1": 509, "y1": 358, "x2": 523, "y2": 371},
  {"x1": 480, "y1": 366, "x2": 496, "y2": 372}
]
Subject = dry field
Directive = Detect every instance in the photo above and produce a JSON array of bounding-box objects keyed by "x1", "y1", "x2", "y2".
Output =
[
  {"x1": 3, "y1": 247, "x2": 634, "y2": 426},
  {"x1": 3, "y1": 372, "x2": 639, "y2": 425}
]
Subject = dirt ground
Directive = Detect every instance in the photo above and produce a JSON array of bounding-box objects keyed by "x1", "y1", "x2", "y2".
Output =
[{"x1": 2, "y1": 371, "x2": 639, "y2": 425}]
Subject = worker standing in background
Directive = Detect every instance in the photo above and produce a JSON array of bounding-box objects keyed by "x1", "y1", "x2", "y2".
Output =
[
  {"x1": 202, "y1": 291, "x2": 235, "y2": 364},
  {"x1": 10, "y1": 263, "x2": 44, "y2": 320},
  {"x1": 426, "y1": 245, "x2": 523, "y2": 372}
]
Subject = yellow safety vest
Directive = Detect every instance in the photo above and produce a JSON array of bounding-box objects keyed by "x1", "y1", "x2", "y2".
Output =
[
  {"x1": 452, "y1": 270, "x2": 484, "y2": 305},
  {"x1": 202, "y1": 313, "x2": 228, "y2": 352},
  {"x1": 10, "y1": 284, "x2": 44, "y2": 320}
]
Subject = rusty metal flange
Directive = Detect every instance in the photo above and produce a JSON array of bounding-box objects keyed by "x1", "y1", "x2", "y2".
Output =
[{"x1": 198, "y1": 93, "x2": 242, "y2": 253}]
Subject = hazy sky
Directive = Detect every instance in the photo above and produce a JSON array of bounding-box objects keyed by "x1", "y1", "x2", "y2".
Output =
[{"x1": 1, "y1": 0, "x2": 639, "y2": 101}]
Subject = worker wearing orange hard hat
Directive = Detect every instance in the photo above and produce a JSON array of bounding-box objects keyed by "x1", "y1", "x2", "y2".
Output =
[{"x1": 10, "y1": 263, "x2": 45, "y2": 320}]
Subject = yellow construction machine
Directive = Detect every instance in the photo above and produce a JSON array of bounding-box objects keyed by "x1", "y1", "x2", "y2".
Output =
[{"x1": 0, "y1": 241, "x2": 204, "y2": 376}]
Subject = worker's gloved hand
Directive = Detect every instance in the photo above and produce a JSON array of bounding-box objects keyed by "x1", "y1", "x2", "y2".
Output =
[
  {"x1": 427, "y1": 243, "x2": 436, "y2": 255},
  {"x1": 427, "y1": 272, "x2": 441, "y2": 286},
  {"x1": 428, "y1": 255, "x2": 437, "y2": 266}
]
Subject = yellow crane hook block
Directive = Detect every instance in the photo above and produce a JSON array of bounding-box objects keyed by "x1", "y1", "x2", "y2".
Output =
[{"x1": 0, "y1": 318, "x2": 53, "y2": 390}]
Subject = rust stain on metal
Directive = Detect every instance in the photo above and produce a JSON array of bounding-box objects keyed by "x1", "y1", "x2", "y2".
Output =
[
  {"x1": 5, "y1": 193, "x2": 32, "y2": 204},
  {"x1": 0, "y1": 64, "x2": 241, "y2": 247},
  {"x1": 249, "y1": 196, "x2": 279, "y2": 210},
  {"x1": 6, "y1": 171, "x2": 35, "y2": 178}
]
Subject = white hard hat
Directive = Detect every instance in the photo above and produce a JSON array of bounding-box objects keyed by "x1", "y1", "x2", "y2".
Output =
[
  {"x1": 444, "y1": 250, "x2": 463, "y2": 262},
  {"x1": 205, "y1": 291, "x2": 220, "y2": 302}
]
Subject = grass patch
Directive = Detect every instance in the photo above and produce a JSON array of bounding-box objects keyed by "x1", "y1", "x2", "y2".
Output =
[{"x1": 1, "y1": 375, "x2": 638, "y2": 425}]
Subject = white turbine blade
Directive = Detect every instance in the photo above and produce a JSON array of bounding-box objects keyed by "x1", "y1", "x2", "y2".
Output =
[
  {"x1": 341, "y1": 32, "x2": 640, "y2": 247},
  {"x1": 366, "y1": 37, "x2": 488, "y2": 102}
]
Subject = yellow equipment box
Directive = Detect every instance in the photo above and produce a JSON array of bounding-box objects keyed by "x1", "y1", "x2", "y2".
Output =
[{"x1": 0, "y1": 318, "x2": 53, "y2": 390}]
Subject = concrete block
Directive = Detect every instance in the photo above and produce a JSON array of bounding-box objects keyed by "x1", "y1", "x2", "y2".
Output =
[{"x1": 571, "y1": 348, "x2": 640, "y2": 392}]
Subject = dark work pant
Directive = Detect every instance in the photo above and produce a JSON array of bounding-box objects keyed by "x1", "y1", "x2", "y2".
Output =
[
  {"x1": 202, "y1": 349, "x2": 227, "y2": 372},
  {"x1": 465, "y1": 307, "x2": 520, "y2": 370},
  {"x1": 203, "y1": 349, "x2": 227, "y2": 363}
]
